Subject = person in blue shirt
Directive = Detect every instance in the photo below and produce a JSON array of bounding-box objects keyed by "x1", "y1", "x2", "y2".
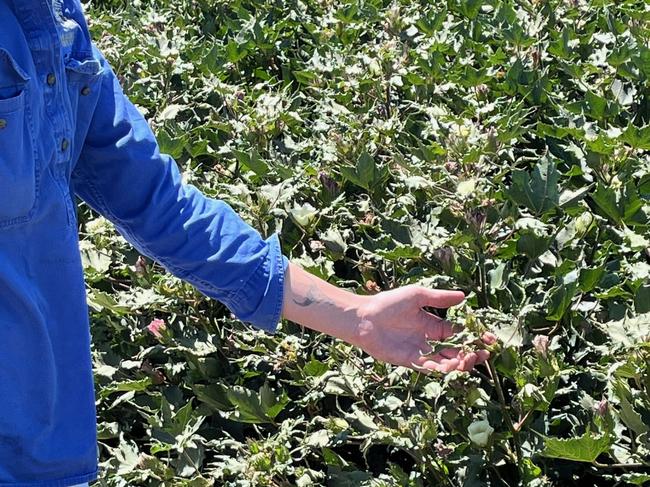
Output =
[{"x1": 0, "y1": 1, "x2": 493, "y2": 485}]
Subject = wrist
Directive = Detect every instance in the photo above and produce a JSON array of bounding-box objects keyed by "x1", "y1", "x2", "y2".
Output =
[
  {"x1": 282, "y1": 262, "x2": 372, "y2": 346},
  {"x1": 348, "y1": 293, "x2": 375, "y2": 348}
]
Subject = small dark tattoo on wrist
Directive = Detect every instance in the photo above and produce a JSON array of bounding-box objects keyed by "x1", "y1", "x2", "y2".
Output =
[{"x1": 293, "y1": 285, "x2": 333, "y2": 308}]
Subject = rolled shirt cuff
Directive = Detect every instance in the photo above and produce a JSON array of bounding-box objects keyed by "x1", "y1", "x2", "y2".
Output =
[{"x1": 225, "y1": 232, "x2": 288, "y2": 334}]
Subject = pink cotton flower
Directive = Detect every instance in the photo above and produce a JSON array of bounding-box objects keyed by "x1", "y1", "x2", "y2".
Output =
[
  {"x1": 594, "y1": 399, "x2": 608, "y2": 417},
  {"x1": 532, "y1": 335, "x2": 549, "y2": 357},
  {"x1": 147, "y1": 318, "x2": 166, "y2": 338}
]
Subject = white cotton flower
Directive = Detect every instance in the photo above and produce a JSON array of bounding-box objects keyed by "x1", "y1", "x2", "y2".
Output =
[
  {"x1": 468, "y1": 419, "x2": 494, "y2": 448},
  {"x1": 85, "y1": 217, "x2": 110, "y2": 235},
  {"x1": 291, "y1": 203, "x2": 318, "y2": 227}
]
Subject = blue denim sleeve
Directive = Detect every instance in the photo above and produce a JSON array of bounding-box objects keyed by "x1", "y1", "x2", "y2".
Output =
[{"x1": 71, "y1": 47, "x2": 288, "y2": 334}]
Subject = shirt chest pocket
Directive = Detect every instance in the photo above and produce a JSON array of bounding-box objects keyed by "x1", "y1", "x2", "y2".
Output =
[
  {"x1": 65, "y1": 55, "x2": 103, "y2": 118},
  {"x1": 64, "y1": 54, "x2": 104, "y2": 165},
  {"x1": 0, "y1": 48, "x2": 39, "y2": 229}
]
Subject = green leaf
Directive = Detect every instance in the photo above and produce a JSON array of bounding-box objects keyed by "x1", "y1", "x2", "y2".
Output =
[
  {"x1": 542, "y1": 431, "x2": 612, "y2": 463},
  {"x1": 549, "y1": 27, "x2": 573, "y2": 59},
  {"x1": 259, "y1": 383, "x2": 290, "y2": 419},
  {"x1": 157, "y1": 128, "x2": 186, "y2": 159},
  {"x1": 223, "y1": 386, "x2": 271, "y2": 424},
  {"x1": 598, "y1": 314, "x2": 650, "y2": 348},
  {"x1": 233, "y1": 149, "x2": 269, "y2": 176},
  {"x1": 225, "y1": 40, "x2": 248, "y2": 63},
  {"x1": 376, "y1": 244, "x2": 421, "y2": 261},
  {"x1": 100, "y1": 378, "x2": 152, "y2": 398},
  {"x1": 488, "y1": 262, "x2": 509, "y2": 291},
  {"x1": 621, "y1": 124, "x2": 650, "y2": 150},
  {"x1": 635, "y1": 285, "x2": 650, "y2": 313},
  {"x1": 341, "y1": 152, "x2": 379, "y2": 190},
  {"x1": 303, "y1": 358, "x2": 329, "y2": 376},
  {"x1": 517, "y1": 232, "x2": 551, "y2": 260},
  {"x1": 584, "y1": 91, "x2": 609, "y2": 121},
  {"x1": 356, "y1": 152, "x2": 376, "y2": 188},
  {"x1": 591, "y1": 186, "x2": 619, "y2": 223},
  {"x1": 619, "y1": 473, "x2": 650, "y2": 486},
  {"x1": 327, "y1": 467, "x2": 372, "y2": 486},
  {"x1": 612, "y1": 379, "x2": 649, "y2": 435},
  {"x1": 579, "y1": 266, "x2": 605, "y2": 293},
  {"x1": 87, "y1": 290, "x2": 130, "y2": 314},
  {"x1": 546, "y1": 270, "x2": 580, "y2": 321},
  {"x1": 454, "y1": 0, "x2": 482, "y2": 19},
  {"x1": 193, "y1": 384, "x2": 232, "y2": 411},
  {"x1": 633, "y1": 46, "x2": 650, "y2": 79},
  {"x1": 507, "y1": 158, "x2": 559, "y2": 215}
]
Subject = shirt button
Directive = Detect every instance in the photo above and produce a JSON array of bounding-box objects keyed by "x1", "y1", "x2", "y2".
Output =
[
  {"x1": 61, "y1": 138, "x2": 69, "y2": 152},
  {"x1": 47, "y1": 73, "x2": 57, "y2": 86},
  {"x1": 0, "y1": 119, "x2": 6, "y2": 130},
  {"x1": 81, "y1": 86, "x2": 91, "y2": 96}
]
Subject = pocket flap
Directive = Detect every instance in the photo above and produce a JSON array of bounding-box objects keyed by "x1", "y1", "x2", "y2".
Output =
[
  {"x1": 0, "y1": 48, "x2": 30, "y2": 85},
  {"x1": 65, "y1": 56, "x2": 104, "y2": 83}
]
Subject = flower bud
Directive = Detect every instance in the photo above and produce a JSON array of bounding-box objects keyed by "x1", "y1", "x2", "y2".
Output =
[
  {"x1": 147, "y1": 318, "x2": 166, "y2": 339},
  {"x1": 434, "y1": 247, "x2": 455, "y2": 274},
  {"x1": 365, "y1": 280, "x2": 382, "y2": 294},
  {"x1": 594, "y1": 399, "x2": 608, "y2": 417},
  {"x1": 476, "y1": 84, "x2": 489, "y2": 97},
  {"x1": 481, "y1": 332, "x2": 497, "y2": 346},
  {"x1": 444, "y1": 160, "x2": 458, "y2": 174},
  {"x1": 466, "y1": 208, "x2": 487, "y2": 233},
  {"x1": 135, "y1": 255, "x2": 147, "y2": 275},
  {"x1": 532, "y1": 335, "x2": 549, "y2": 357},
  {"x1": 468, "y1": 419, "x2": 494, "y2": 448},
  {"x1": 318, "y1": 171, "x2": 338, "y2": 194}
]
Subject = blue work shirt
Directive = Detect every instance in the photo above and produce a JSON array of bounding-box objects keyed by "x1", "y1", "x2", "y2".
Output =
[{"x1": 0, "y1": 1, "x2": 288, "y2": 485}]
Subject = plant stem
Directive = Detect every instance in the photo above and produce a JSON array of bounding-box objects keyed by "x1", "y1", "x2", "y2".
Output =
[
  {"x1": 477, "y1": 250, "x2": 489, "y2": 307},
  {"x1": 592, "y1": 461, "x2": 648, "y2": 469},
  {"x1": 487, "y1": 359, "x2": 523, "y2": 468}
]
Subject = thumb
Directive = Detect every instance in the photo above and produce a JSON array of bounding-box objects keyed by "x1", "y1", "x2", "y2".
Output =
[{"x1": 417, "y1": 288, "x2": 465, "y2": 309}]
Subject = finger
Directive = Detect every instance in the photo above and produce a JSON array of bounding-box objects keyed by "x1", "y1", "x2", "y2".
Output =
[
  {"x1": 434, "y1": 357, "x2": 460, "y2": 373},
  {"x1": 420, "y1": 355, "x2": 460, "y2": 373},
  {"x1": 458, "y1": 352, "x2": 477, "y2": 371},
  {"x1": 410, "y1": 362, "x2": 435, "y2": 375},
  {"x1": 417, "y1": 288, "x2": 465, "y2": 309},
  {"x1": 438, "y1": 347, "x2": 459, "y2": 359},
  {"x1": 420, "y1": 311, "x2": 457, "y2": 341},
  {"x1": 412, "y1": 346, "x2": 487, "y2": 374},
  {"x1": 475, "y1": 349, "x2": 490, "y2": 365}
]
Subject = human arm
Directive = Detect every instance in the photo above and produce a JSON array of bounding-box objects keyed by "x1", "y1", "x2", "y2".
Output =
[
  {"x1": 71, "y1": 47, "x2": 287, "y2": 332},
  {"x1": 73, "y1": 46, "x2": 489, "y2": 373}
]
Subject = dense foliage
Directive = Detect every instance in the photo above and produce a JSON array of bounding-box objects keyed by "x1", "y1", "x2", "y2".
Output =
[{"x1": 84, "y1": 0, "x2": 650, "y2": 485}]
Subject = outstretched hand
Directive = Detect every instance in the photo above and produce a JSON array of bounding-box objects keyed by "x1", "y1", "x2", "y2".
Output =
[{"x1": 354, "y1": 285, "x2": 492, "y2": 374}]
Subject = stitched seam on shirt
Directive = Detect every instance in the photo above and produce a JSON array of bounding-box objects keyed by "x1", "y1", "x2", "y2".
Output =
[
  {"x1": 0, "y1": 467, "x2": 100, "y2": 487},
  {"x1": 270, "y1": 251, "x2": 287, "y2": 331},
  {"x1": 0, "y1": 84, "x2": 42, "y2": 230},
  {"x1": 75, "y1": 167, "x2": 235, "y2": 300}
]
